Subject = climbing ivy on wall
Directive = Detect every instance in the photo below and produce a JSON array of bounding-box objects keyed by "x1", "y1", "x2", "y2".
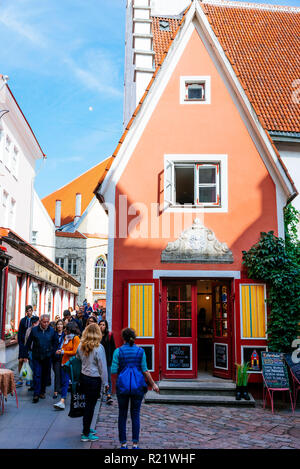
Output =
[{"x1": 242, "y1": 204, "x2": 300, "y2": 352}]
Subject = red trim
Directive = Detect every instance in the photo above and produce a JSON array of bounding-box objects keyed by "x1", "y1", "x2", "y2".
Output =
[
  {"x1": 25, "y1": 276, "x2": 30, "y2": 305},
  {"x1": 235, "y1": 279, "x2": 268, "y2": 384},
  {"x1": 161, "y1": 280, "x2": 198, "y2": 379}
]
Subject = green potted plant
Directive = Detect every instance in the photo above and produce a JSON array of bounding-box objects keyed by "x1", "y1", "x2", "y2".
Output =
[{"x1": 235, "y1": 362, "x2": 250, "y2": 400}]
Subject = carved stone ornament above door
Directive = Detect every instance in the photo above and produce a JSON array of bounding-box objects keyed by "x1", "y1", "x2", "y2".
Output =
[{"x1": 161, "y1": 218, "x2": 233, "y2": 264}]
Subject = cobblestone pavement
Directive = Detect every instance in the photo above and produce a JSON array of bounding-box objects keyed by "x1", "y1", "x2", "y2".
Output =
[{"x1": 92, "y1": 399, "x2": 300, "y2": 449}]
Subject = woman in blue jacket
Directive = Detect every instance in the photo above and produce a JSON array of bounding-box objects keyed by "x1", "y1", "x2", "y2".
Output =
[{"x1": 111, "y1": 328, "x2": 159, "y2": 449}]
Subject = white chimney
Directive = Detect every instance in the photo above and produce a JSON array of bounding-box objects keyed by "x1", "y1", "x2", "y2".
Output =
[
  {"x1": 55, "y1": 200, "x2": 61, "y2": 228},
  {"x1": 74, "y1": 193, "x2": 82, "y2": 225}
]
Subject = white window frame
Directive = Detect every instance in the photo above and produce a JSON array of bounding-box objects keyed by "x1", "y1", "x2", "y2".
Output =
[
  {"x1": 67, "y1": 258, "x2": 78, "y2": 276},
  {"x1": 164, "y1": 154, "x2": 228, "y2": 213},
  {"x1": 94, "y1": 257, "x2": 106, "y2": 291},
  {"x1": 4, "y1": 134, "x2": 11, "y2": 170},
  {"x1": 56, "y1": 257, "x2": 65, "y2": 269},
  {"x1": 180, "y1": 76, "x2": 211, "y2": 105}
]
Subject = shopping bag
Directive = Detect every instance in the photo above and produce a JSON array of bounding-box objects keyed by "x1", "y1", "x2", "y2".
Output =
[
  {"x1": 68, "y1": 381, "x2": 86, "y2": 418},
  {"x1": 19, "y1": 362, "x2": 33, "y2": 381}
]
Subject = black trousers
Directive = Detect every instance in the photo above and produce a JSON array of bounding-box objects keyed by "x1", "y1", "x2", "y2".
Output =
[
  {"x1": 52, "y1": 358, "x2": 62, "y2": 394},
  {"x1": 32, "y1": 358, "x2": 51, "y2": 397},
  {"x1": 80, "y1": 373, "x2": 102, "y2": 437}
]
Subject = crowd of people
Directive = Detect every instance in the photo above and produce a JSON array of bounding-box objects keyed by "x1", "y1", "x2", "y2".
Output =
[{"x1": 15, "y1": 302, "x2": 159, "y2": 448}]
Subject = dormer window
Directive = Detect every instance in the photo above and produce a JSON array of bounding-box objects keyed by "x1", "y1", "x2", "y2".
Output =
[
  {"x1": 159, "y1": 20, "x2": 170, "y2": 31},
  {"x1": 180, "y1": 76, "x2": 211, "y2": 105},
  {"x1": 185, "y1": 82, "x2": 205, "y2": 101}
]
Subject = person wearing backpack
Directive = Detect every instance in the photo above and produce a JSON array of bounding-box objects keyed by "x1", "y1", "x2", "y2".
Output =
[{"x1": 111, "y1": 328, "x2": 159, "y2": 449}]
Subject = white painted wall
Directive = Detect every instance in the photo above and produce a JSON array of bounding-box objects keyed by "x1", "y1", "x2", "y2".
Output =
[
  {"x1": 85, "y1": 237, "x2": 108, "y2": 305},
  {"x1": 0, "y1": 84, "x2": 44, "y2": 242},
  {"x1": 32, "y1": 190, "x2": 56, "y2": 261},
  {"x1": 78, "y1": 197, "x2": 108, "y2": 235},
  {"x1": 151, "y1": 0, "x2": 190, "y2": 16}
]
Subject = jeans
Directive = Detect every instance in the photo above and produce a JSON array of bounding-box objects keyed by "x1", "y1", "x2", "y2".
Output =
[
  {"x1": 52, "y1": 358, "x2": 62, "y2": 394},
  {"x1": 28, "y1": 351, "x2": 34, "y2": 387},
  {"x1": 80, "y1": 373, "x2": 102, "y2": 437},
  {"x1": 60, "y1": 367, "x2": 70, "y2": 399},
  {"x1": 107, "y1": 366, "x2": 112, "y2": 395},
  {"x1": 117, "y1": 394, "x2": 143, "y2": 444},
  {"x1": 32, "y1": 357, "x2": 51, "y2": 397}
]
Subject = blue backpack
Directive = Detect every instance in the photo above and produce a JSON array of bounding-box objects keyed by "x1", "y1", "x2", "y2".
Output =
[{"x1": 116, "y1": 347, "x2": 148, "y2": 397}]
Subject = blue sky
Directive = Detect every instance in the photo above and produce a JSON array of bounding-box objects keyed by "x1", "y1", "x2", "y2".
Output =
[{"x1": 0, "y1": 0, "x2": 299, "y2": 198}]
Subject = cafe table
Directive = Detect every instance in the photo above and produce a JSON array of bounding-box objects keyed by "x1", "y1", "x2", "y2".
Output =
[{"x1": 0, "y1": 368, "x2": 18, "y2": 414}]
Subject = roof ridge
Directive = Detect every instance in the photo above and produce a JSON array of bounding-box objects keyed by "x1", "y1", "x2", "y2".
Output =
[
  {"x1": 42, "y1": 155, "x2": 112, "y2": 200},
  {"x1": 202, "y1": 0, "x2": 300, "y2": 13}
]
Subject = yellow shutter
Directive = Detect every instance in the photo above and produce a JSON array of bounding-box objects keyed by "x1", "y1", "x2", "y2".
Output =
[
  {"x1": 241, "y1": 285, "x2": 266, "y2": 338},
  {"x1": 129, "y1": 284, "x2": 154, "y2": 338}
]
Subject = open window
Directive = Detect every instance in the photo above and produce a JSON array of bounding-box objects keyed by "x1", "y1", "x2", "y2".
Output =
[{"x1": 164, "y1": 155, "x2": 227, "y2": 211}]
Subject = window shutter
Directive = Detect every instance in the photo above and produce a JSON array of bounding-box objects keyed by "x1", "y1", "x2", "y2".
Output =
[{"x1": 164, "y1": 159, "x2": 174, "y2": 205}]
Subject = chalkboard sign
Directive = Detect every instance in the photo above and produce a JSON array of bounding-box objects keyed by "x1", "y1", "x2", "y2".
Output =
[
  {"x1": 261, "y1": 352, "x2": 290, "y2": 388},
  {"x1": 140, "y1": 346, "x2": 154, "y2": 371},
  {"x1": 168, "y1": 345, "x2": 191, "y2": 370},
  {"x1": 285, "y1": 354, "x2": 300, "y2": 382},
  {"x1": 214, "y1": 343, "x2": 228, "y2": 369}
]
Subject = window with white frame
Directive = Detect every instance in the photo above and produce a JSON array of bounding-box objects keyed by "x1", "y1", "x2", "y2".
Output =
[
  {"x1": 164, "y1": 155, "x2": 227, "y2": 211},
  {"x1": 67, "y1": 258, "x2": 77, "y2": 276},
  {"x1": 94, "y1": 257, "x2": 106, "y2": 291},
  {"x1": 8, "y1": 198, "x2": 16, "y2": 229},
  {"x1": 56, "y1": 257, "x2": 65, "y2": 269},
  {"x1": 11, "y1": 146, "x2": 18, "y2": 177},
  {"x1": 2, "y1": 190, "x2": 9, "y2": 226},
  {"x1": 180, "y1": 76, "x2": 211, "y2": 104},
  {"x1": 4, "y1": 135, "x2": 11, "y2": 168}
]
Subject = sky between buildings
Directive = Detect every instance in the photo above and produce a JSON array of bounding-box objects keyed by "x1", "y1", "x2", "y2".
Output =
[{"x1": 0, "y1": 0, "x2": 299, "y2": 199}]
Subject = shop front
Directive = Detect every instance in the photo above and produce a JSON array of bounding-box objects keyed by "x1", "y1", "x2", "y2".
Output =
[{"x1": 122, "y1": 274, "x2": 268, "y2": 383}]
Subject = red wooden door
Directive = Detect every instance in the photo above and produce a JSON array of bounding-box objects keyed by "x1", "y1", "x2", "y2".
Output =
[
  {"x1": 161, "y1": 280, "x2": 198, "y2": 379},
  {"x1": 212, "y1": 282, "x2": 233, "y2": 379}
]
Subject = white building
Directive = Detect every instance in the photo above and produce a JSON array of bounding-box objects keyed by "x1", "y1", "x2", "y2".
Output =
[
  {"x1": 42, "y1": 157, "x2": 112, "y2": 307},
  {"x1": 0, "y1": 75, "x2": 80, "y2": 366}
]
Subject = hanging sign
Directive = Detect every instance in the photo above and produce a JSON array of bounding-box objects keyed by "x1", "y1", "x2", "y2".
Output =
[{"x1": 261, "y1": 352, "x2": 290, "y2": 388}]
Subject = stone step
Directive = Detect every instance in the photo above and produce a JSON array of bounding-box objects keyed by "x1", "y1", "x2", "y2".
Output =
[
  {"x1": 144, "y1": 391, "x2": 256, "y2": 407},
  {"x1": 158, "y1": 380, "x2": 236, "y2": 396}
]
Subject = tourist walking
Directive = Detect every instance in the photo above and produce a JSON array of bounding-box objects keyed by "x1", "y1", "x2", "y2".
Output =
[
  {"x1": 16, "y1": 305, "x2": 33, "y2": 387},
  {"x1": 53, "y1": 322, "x2": 80, "y2": 410},
  {"x1": 52, "y1": 319, "x2": 65, "y2": 400},
  {"x1": 111, "y1": 328, "x2": 159, "y2": 449},
  {"x1": 77, "y1": 323, "x2": 108, "y2": 442},
  {"x1": 24, "y1": 316, "x2": 39, "y2": 391},
  {"x1": 25, "y1": 314, "x2": 58, "y2": 403},
  {"x1": 99, "y1": 319, "x2": 116, "y2": 405}
]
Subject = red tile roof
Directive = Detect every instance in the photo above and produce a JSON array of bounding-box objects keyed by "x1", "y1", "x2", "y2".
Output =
[
  {"x1": 55, "y1": 231, "x2": 86, "y2": 239},
  {"x1": 43, "y1": 156, "x2": 113, "y2": 226},
  {"x1": 201, "y1": 1, "x2": 300, "y2": 133},
  {"x1": 152, "y1": 16, "x2": 183, "y2": 67}
]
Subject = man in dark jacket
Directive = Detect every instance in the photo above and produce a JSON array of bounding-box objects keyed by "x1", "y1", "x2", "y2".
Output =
[
  {"x1": 16, "y1": 305, "x2": 33, "y2": 387},
  {"x1": 72, "y1": 307, "x2": 87, "y2": 333},
  {"x1": 26, "y1": 314, "x2": 58, "y2": 403}
]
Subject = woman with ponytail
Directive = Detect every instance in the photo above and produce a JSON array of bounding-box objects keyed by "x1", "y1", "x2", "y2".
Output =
[
  {"x1": 111, "y1": 328, "x2": 159, "y2": 449},
  {"x1": 76, "y1": 323, "x2": 108, "y2": 442}
]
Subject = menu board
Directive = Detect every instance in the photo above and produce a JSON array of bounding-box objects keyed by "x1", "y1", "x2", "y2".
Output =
[
  {"x1": 215, "y1": 343, "x2": 228, "y2": 369},
  {"x1": 168, "y1": 345, "x2": 191, "y2": 369},
  {"x1": 285, "y1": 354, "x2": 300, "y2": 382},
  {"x1": 261, "y1": 352, "x2": 290, "y2": 388}
]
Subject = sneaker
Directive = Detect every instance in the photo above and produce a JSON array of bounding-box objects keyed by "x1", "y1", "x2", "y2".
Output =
[
  {"x1": 89, "y1": 428, "x2": 97, "y2": 435},
  {"x1": 132, "y1": 445, "x2": 140, "y2": 449},
  {"x1": 16, "y1": 380, "x2": 23, "y2": 388},
  {"x1": 106, "y1": 396, "x2": 113, "y2": 405},
  {"x1": 81, "y1": 433, "x2": 99, "y2": 442},
  {"x1": 53, "y1": 401, "x2": 65, "y2": 410},
  {"x1": 32, "y1": 396, "x2": 39, "y2": 403},
  {"x1": 120, "y1": 444, "x2": 128, "y2": 449}
]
